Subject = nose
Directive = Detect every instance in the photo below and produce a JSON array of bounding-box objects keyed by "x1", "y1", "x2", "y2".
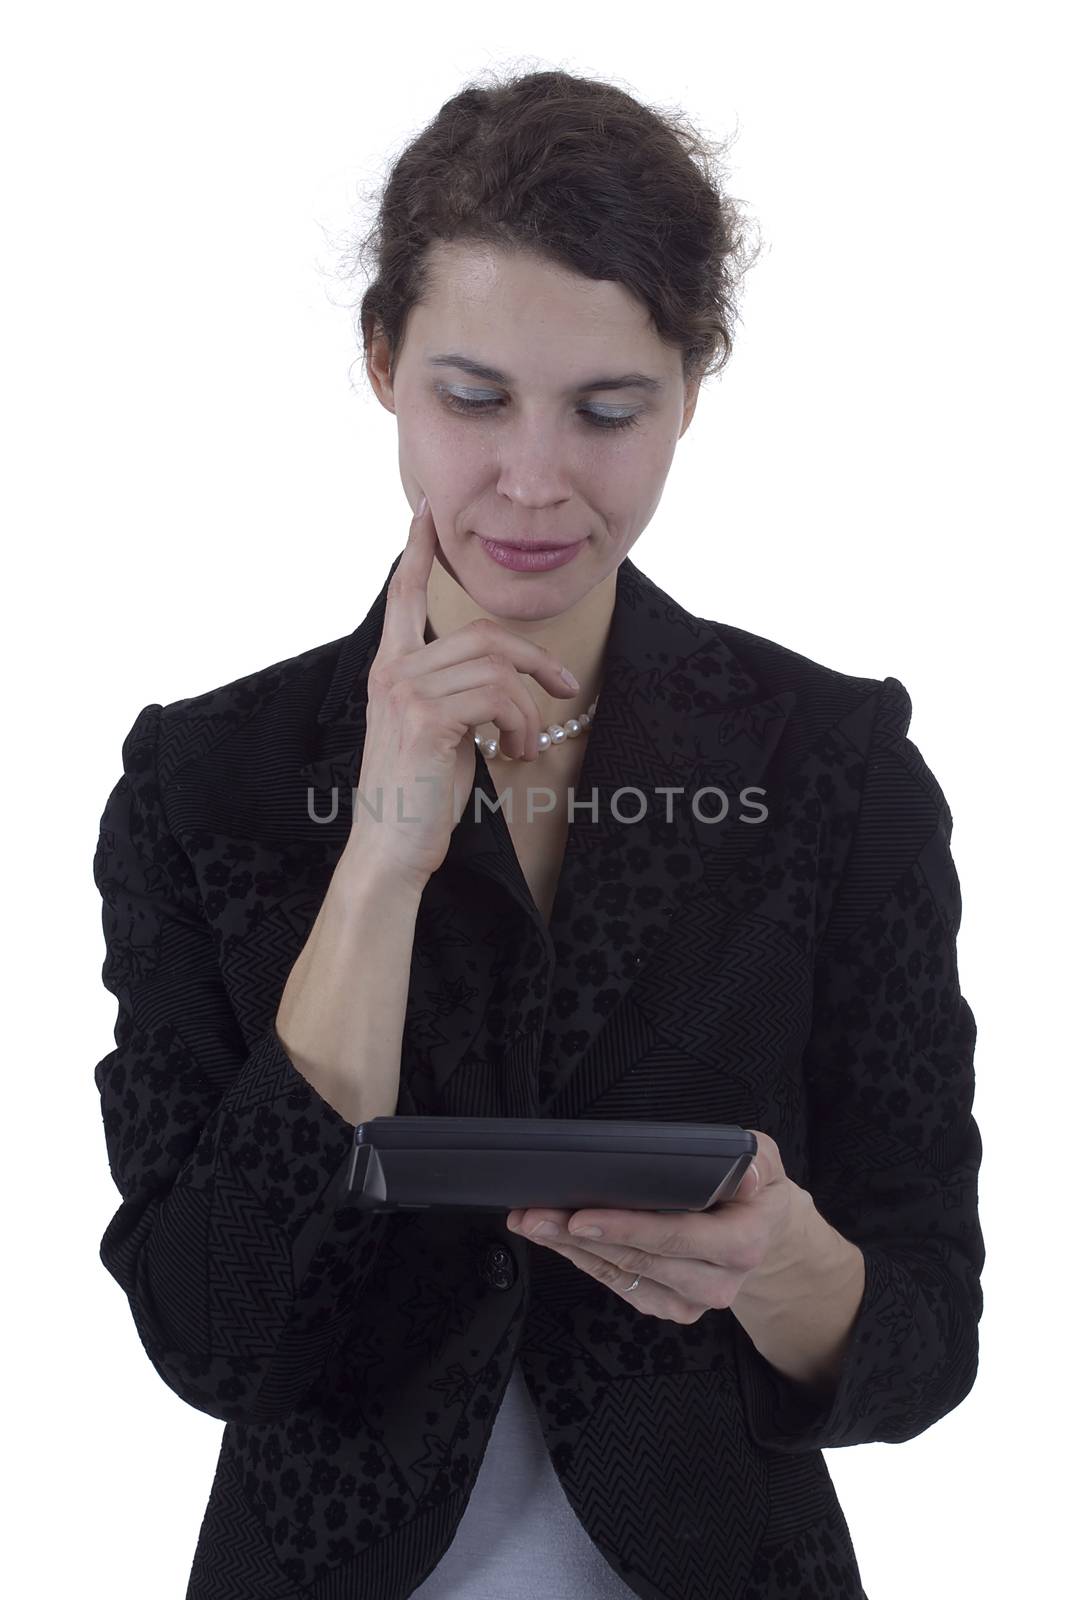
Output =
[{"x1": 494, "y1": 462, "x2": 575, "y2": 516}]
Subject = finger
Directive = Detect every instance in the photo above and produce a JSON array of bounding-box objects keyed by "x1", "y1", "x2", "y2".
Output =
[
  {"x1": 399, "y1": 657, "x2": 548, "y2": 763},
  {"x1": 508, "y1": 1210, "x2": 732, "y2": 1307},
  {"x1": 561, "y1": 1208, "x2": 748, "y2": 1266},
  {"x1": 386, "y1": 622, "x2": 580, "y2": 701},
  {"x1": 380, "y1": 625, "x2": 581, "y2": 761},
  {"x1": 507, "y1": 1209, "x2": 572, "y2": 1236},
  {"x1": 426, "y1": 684, "x2": 533, "y2": 761},
  {"x1": 377, "y1": 495, "x2": 438, "y2": 664},
  {"x1": 532, "y1": 1236, "x2": 706, "y2": 1324}
]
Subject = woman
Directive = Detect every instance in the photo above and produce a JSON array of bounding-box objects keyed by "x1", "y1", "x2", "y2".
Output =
[{"x1": 93, "y1": 69, "x2": 984, "y2": 1600}]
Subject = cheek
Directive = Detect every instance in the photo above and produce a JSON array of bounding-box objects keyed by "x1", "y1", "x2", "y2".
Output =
[
  {"x1": 397, "y1": 407, "x2": 453, "y2": 468},
  {"x1": 399, "y1": 403, "x2": 496, "y2": 482},
  {"x1": 637, "y1": 423, "x2": 680, "y2": 480},
  {"x1": 596, "y1": 440, "x2": 672, "y2": 524}
]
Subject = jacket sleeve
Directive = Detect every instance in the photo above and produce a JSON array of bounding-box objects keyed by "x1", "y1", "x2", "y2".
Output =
[
  {"x1": 732, "y1": 675, "x2": 985, "y2": 1451},
  {"x1": 93, "y1": 701, "x2": 393, "y2": 1425}
]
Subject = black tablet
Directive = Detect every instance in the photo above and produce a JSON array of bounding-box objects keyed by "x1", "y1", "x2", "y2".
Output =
[{"x1": 346, "y1": 1117, "x2": 757, "y2": 1214}]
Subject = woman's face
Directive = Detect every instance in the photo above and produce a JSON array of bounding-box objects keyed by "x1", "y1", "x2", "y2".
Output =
[{"x1": 369, "y1": 241, "x2": 701, "y2": 622}]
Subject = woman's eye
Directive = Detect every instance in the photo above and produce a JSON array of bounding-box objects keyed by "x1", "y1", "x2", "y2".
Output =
[{"x1": 437, "y1": 388, "x2": 642, "y2": 432}]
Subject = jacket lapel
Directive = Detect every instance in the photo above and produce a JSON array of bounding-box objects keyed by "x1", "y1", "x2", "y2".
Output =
[
  {"x1": 297, "y1": 550, "x2": 795, "y2": 1121},
  {"x1": 520, "y1": 562, "x2": 795, "y2": 1117}
]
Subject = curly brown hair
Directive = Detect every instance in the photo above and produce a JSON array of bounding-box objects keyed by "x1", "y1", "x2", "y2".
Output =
[{"x1": 331, "y1": 65, "x2": 763, "y2": 394}]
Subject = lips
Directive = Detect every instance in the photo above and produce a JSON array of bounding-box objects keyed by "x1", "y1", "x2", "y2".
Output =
[
  {"x1": 476, "y1": 535, "x2": 586, "y2": 573},
  {"x1": 474, "y1": 537, "x2": 580, "y2": 550}
]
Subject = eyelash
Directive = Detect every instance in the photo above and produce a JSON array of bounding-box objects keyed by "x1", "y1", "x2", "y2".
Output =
[{"x1": 438, "y1": 389, "x2": 643, "y2": 432}]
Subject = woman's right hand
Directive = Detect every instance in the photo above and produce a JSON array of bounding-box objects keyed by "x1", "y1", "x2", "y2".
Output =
[{"x1": 343, "y1": 496, "x2": 582, "y2": 890}]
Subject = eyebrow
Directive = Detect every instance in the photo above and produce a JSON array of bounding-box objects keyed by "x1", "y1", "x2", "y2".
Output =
[{"x1": 426, "y1": 352, "x2": 664, "y2": 396}]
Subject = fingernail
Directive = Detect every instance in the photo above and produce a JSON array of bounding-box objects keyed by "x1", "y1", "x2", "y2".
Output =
[
  {"x1": 560, "y1": 667, "x2": 579, "y2": 691},
  {"x1": 416, "y1": 493, "x2": 427, "y2": 515}
]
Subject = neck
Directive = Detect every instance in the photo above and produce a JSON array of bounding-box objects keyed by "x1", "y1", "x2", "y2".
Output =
[{"x1": 425, "y1": 555, "x2": 615, "y2": 730}]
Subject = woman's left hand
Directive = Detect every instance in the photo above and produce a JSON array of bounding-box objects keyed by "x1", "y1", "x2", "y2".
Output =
[{"x1": 505, "y1": 1129, "x2": 813, "y2": 1324}]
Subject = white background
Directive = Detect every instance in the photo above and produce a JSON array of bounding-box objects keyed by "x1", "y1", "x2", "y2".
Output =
[{"x1": 5, "y1": 2, "x2": 1060, "y2": 1594}]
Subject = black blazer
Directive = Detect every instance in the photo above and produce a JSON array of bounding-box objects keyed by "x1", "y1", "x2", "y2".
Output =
[{"x1": 93, "y1": 552, "x2": 984, "y2": 1600}]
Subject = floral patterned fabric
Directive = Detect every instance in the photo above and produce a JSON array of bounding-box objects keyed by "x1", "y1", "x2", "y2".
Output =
[{"x1": 92, "y1": 552, "x2": 983, "y2": 1599}]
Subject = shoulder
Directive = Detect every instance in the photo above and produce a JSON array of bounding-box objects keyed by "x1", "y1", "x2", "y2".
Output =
[
  {"x1": 694, "y1": 620, "x2": 960, "y2": 942},
  {"x1": 709, "y1": 613, "x2": 887, "y2": 706},
  {"x1": 627, "y1": 560, "x2": 901, "y2": 749},
  {"x1": 131, "y1": 631, "x2": 349, "y2": 784},
  {"x1": 687, "y1": 613, "x2": 946, "y2": 864},
  {"x1": 696, "y1": 612, "x2": 915, "y2": 763}
]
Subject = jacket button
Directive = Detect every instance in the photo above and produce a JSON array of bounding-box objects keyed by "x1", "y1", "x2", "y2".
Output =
[{"x1": 478, "y1": 1242, "x2": 517, "y2": 1291}]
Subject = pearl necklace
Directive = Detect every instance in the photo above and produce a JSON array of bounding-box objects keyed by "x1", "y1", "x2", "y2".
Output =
[{"x1": 473, "y1": 695, "x2": 599, "y2": 759}]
